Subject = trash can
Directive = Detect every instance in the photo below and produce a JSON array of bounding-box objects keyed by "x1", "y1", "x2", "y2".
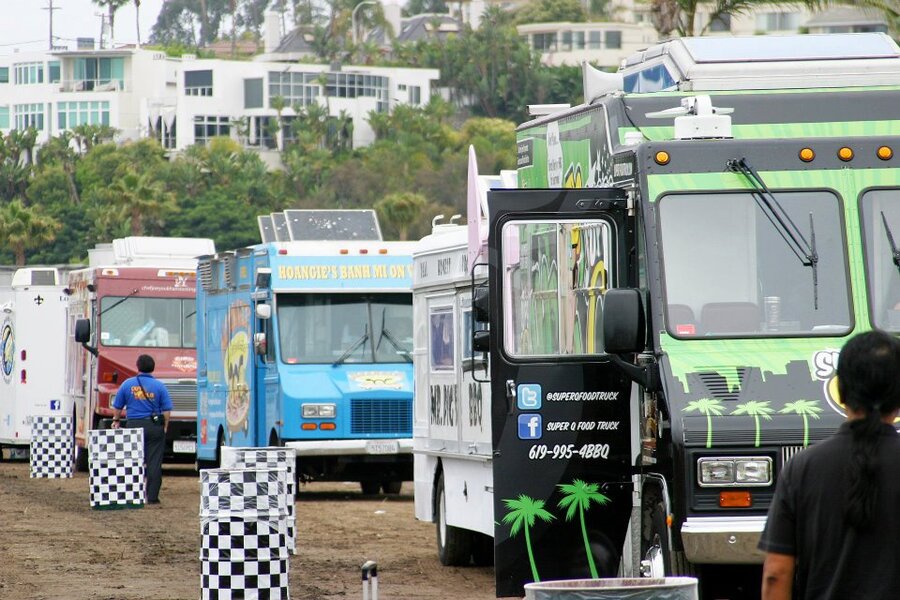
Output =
[
  {"x1": 30, "y1": 414, "x2": 74, "y2": 479},
  {"x1": 220, "y1": 446, "x2": 297, "y2": 553},
  {"x1": 524, "y1": 577, "x2": 699, "y2": 600},
  {"x1": 88, "y1": 427, "x2": 145, "y2": 509},
  {"x1": 200, "y1": 467, "x2": 290, "y2": 600}
]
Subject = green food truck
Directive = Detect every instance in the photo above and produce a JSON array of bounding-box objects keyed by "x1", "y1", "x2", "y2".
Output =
[{"x1": 479, "y1": 33, "x2": 900, "y2": 598}]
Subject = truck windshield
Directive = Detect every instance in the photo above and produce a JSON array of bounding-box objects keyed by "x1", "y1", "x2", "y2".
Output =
[
  {"x1": 860, "y1": 188, "x2": 900, "y2": 332},
  {"x1": 99, "y1": 297, "x2": 197, "y2": 348},
  {"x1": 658, "y1": 191, "x2": 851, "y2": 338},
  {"x1": 277, "y1": 293, "x2": 412, "y2": 364}
]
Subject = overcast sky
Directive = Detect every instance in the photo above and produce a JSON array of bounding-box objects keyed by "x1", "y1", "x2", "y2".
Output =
[{"x1": 0, "y1": 0, "x2": 166, "y2": 56}]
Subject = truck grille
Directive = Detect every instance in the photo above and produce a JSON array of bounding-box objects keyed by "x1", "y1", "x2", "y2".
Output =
[
  {"x1": 351, "y1": 398, "x2": 412, "y2": 435},
  {"x1": 161, "y1": 380, "x2": 197, "y2": 414}
]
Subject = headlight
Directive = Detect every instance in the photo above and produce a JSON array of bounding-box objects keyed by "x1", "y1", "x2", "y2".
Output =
[
  {"x1": 697, "y1": 456, "x2": 772, "y2": 487},
  {"x1": 302, "y1": 403, "x2": 336, "y2": 418}
]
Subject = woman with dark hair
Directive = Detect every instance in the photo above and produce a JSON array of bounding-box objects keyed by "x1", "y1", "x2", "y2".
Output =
[{"x1": 759, "y1": 330, "x2": 900, "y2": 600}]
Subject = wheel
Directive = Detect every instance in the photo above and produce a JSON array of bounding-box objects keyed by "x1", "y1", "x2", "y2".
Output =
[
  {"x1": 381, "y1": 481, "x2": 402, "y2": 494},
  {"x1": 436, "y1": 472, "x2": 473, "y2": 566},
  {"x1": 471, "y1": 532, "x2": 495, "y2": 566},
  {"x1": 360, "y1": 481, "x2": 381, "y2": 495},
  {"x1": 640, "y1": 489, "x2": 671, "y2": 577}
]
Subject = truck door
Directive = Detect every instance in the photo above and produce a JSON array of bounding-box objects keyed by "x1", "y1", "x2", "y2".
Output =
[{"x1": 486, "y1": 189, "x2": 636, "y2": 597}]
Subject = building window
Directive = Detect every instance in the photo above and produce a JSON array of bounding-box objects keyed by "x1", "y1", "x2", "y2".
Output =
[
  {"x1": 268, "y1": 71, "x2": 320, "y2": 108},
  {"x1": 244, "y1": 78, "x2": 263, "y2": 109},
  {"x1": 48, "y1": 61, "x2": 61, "y2": 83},
  {"x1": 250, "y1": 116, "x2": 276, "y2": 149},
  {"x1": 321, "y1": 72, "x2": 389, "y2": 112},
  {"x1": 193, "y1": 115, "x2": 230, "y2": 145},
  {"x1": 73, "y1": 57, "x2": 124, "y2": 91},
  {"x1": 14, "y1": 103, "x2": 44, "y2": 130},
  {"x1": 0, "y1": 106, "x2": 9, "y2": 129},
  {"x1": 588, "y1": 31, "x2": 602, "y2": 50},
  {"x1": 756, "y1": 12, "x2": 801, "y2": 31},
  {"x1": 185, "y1": 70, "x2": 213, "y2": 96},
  {"x1": 605, "y1": 30, "x2": 622, "y2": 49},
  {"x1": 57, "y1": 101, "x2": 110, "y2": 129},
  {"x1": 14, "y1": 62, "x2": 44, "y2": 85},
  {"x1": 573, "y1": 31, "x2": 585, "y2": 50},
  {"x1": 408, "y1": 85, "x2": 421, "y2": 105},
  {"x1": 709, "y1": 14, "x2": 732, "y2": 32},
  {"x1": 561, "y1": 31, "x2": 573, "y2": 51},
  {"x1": 532, "y1": 33, "x2": 557, "y2": 52},
  {"x1": 154, "y1": 117, "x2": 176, "y2": 149},
  {"x1": 0, "y1": 68, "x2": 8, "y2": 84}
]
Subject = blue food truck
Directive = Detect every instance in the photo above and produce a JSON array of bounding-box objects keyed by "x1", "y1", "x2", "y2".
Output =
[{"x1": 196, "y1": 210, "x2": 416, "y2": 493}]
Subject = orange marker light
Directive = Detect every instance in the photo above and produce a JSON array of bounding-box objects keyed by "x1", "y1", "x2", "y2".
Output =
[
  {"x1": 799, "y1": 148, "x2": 815, "y2": 162},
  {"x1": 320, "y1": 422, "x2": 336, "y2": 431},
  {"x1": 379, "y1": 249, "x2": 388, "y2": 254},
  {"x1": 877, "y1": 146, "x2": 893, "y2": 161},
  {"x1": 719, "y1": 491, "x2": 752, "y2": 508},
  {"x1": 655, "y1": 151, "x2": 670, "y2": 165},
  {"x1": 301, "y1": 423, "x2": 318, "y2": 431},
  {"x1": 339, "y1": 249, "x2": 349, "y2": 255},
  {"x1": 838, "y1": 147, "x2": 854, "y2": 162}
]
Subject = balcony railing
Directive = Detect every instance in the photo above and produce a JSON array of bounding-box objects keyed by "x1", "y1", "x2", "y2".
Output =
[{"x1": 58, "y1": 78, "x2": 126, "y2": 92}]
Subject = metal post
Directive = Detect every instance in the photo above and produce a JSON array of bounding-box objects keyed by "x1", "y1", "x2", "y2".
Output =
[{"x1": 361, "y1": 560, "x2": 378, "y2": 600}]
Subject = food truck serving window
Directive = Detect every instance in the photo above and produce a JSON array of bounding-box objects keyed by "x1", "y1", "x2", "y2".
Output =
[
  {"x1": 658, "y1": 190, "x2": 852, "y2": 338},
  {"x1": 502, "y1": 220, "x2": 613, "y2": 358},
  {"x1": 860, "y1": 189, "x2": 900, "y2": 333}
]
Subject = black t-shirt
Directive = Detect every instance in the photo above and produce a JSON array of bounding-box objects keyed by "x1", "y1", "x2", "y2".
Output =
[{"x1": 758, "y1": 421, "x2": 900, "y2": 599}]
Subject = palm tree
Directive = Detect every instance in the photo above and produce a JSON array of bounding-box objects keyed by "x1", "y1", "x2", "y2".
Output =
[
  {"x1": 107, "y1": 169, "x2": 177, "y2": 235},
  {"x1": 501, "y1": 494, "x2": 555, "y2": 583},
  {"x1": 0, "y1": 199, "x2": 62, "y2": 265},
  {"x1": 134, "y1": 0, "x2": 142, "y2": 46},
  {"x1": 780, "y1": 400, "x2": 823, "y2": 447},
  {"x1": 732, "y1": 400, "x2": 775, "y2": 448},
  {"x1": 684, "y1": 398, "x2": 726, "y2": 449},
  {"x1": 270, "y1": 95, "x2": 289, "y2": 151},
  {"x1": 374, "y1": 192, "x2": 426, "y2": 240},
  {"x1": 92, "y1": 0, "x2": 129, "y2": 46},
  {"x1": 557, "y1": 479, "x2": 610, "y2": 579},
  {"x1": 37, "y1": 132, "x2": 80, "y2": 204}
]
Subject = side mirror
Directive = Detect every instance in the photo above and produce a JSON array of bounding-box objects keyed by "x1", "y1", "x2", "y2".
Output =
[
  {"x1": 603, "y1": 288, "x2": 646, "y2": 354},
  {"x1": 473, "y1": 330, "x2": 490, "y2": 353},
  {"x1": 473, "y1": 286, "x2": 489, "y2": 323},
  {"x1": 256, "y1": 303, "x2": 272, "y2": 320},
  {"x1": 253, "y1": 332, "x2": 267, "y2": 355},
  {"x1": 74, "y1": 318, "x2": 91, "y2": 343}
]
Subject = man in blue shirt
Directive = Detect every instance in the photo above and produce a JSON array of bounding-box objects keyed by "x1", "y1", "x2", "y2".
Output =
[{"x1": 111, "y1": 354, "x2": 172, "y2": 505}]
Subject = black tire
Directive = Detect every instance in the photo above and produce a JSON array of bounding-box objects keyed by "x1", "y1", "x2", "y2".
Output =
[
  {"x1": 640, "y1": 488, "x2": 671, "y2": 577},
  {"x1": 360, "y1": 481, "x2": 381, "y2": 495},
  {"x1": 471, "y1": 532, "x2": 495, "y2": 566},
  {"x1": 381, "y1": 481, "x2": 402, "y2": 494},
  {"x1": 436, "y1": 472, "x2": 473, "y2": 566}
]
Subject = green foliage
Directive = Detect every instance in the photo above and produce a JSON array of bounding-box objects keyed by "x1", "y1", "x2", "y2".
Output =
[
  {"x1": 375, "y1": 192, "x2": 427, "y2": 240},
  {"x1": 0, "y1": 199, "x2": 61, "y2": 266},
  {"x1": 404, "y1": 0, "x2": 448, "y2": 15},
  {"x1": 515, "y1": 0, "x2": 587, "y2": 25}
]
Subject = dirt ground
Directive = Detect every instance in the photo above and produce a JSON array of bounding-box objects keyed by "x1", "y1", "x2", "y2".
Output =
[{"x1": 0, "y1": 459, "x2": 496, "y2": 600}]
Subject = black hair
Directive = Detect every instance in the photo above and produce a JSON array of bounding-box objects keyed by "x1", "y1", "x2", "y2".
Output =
[
  {"x1": 838, "y1": 330, "x2": 900, "y2": 530},
  {"x1": 136, "y1": 354, "x2": 155, "y2": 374}
]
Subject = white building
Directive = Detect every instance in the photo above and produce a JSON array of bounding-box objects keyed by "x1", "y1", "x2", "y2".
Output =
[
  {"x1": 0, "y1": 45, "x2": 439, "y2": 158},
  {"x1": 517, "y1": 22, "x2": 659, "y2": 68}
]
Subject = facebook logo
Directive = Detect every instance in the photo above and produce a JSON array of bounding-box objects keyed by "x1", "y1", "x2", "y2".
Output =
[
  {"x1": 518, "y1": 414, "x2": 542, "y2": 440},
  {"x1": 49, "y1": 400, "x2": 61, "y2": 411},
  {"x1": 517, "y1": 383, "x2": 542, "y2": 410}
]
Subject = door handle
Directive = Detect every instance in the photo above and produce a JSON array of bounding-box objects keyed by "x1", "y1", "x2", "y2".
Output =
[{"x1": 505, "y1": 380, "x2": 516, "y2": 415}]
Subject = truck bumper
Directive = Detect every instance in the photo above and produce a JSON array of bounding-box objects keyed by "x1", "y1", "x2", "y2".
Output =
[
  {"x1": 285, "y1": 438, "x2": 414, "y2": 456},
  {"x1": 680, "y1": 516, "x2": 767, "y2": 564}
]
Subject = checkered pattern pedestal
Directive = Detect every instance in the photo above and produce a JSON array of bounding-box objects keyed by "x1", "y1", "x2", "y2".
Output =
[
  {"x1": 30, "y1": 415, "x2": 74, "y2": 479},
  {"x1": 220, "y1": 447, "x2": 297, "y2": 552},
  {"x1": 200, "y1": 467, "x2": 291, "y2": 599},
  {"x1": 88, "y1": 428, "x2": 145, "y2": 510}
]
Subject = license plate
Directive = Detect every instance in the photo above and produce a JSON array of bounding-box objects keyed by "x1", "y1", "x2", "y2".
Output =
[
  {"x1": 365, "y1": 440, "x2": 399, "y2": 455},
  {"x1": 173, "y1": 440, "x2": 196, "y2": 454}
]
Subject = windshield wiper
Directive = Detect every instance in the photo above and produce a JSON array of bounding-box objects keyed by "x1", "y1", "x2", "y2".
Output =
[
  {"x1": 727, "y1": 157, "x2": 820, "y2": 309},
  {"x1": 333, "y1": 324, "x2": 369, "y2": 367},
  {"x1": 375, "y1": 309, "x2": 412, "y2": 363},
  {"x1": 99, "y1": 288, "x2": 140, "y2": 316},
  {"x1": 881, "y1": 211, "x2": 900, "y2": 274}
]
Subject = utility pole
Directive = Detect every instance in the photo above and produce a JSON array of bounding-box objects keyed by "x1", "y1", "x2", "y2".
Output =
[{"x1": 42, "y1": 0, "x2": 61, "y2": 50}]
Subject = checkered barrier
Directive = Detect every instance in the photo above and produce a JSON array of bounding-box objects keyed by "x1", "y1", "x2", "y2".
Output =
[
  {"x1": 88, "y1": 428, "x2": 145, "y2": 509},
  {"x1": 220, "y1": 447, "x2": 297, "y2": 552},
  {"x1": 29, "y1": 415, "x2": 74, "y2": 479},
  {"x1": 200, "y1": 467, "x2": 291, "y2": 599}
]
